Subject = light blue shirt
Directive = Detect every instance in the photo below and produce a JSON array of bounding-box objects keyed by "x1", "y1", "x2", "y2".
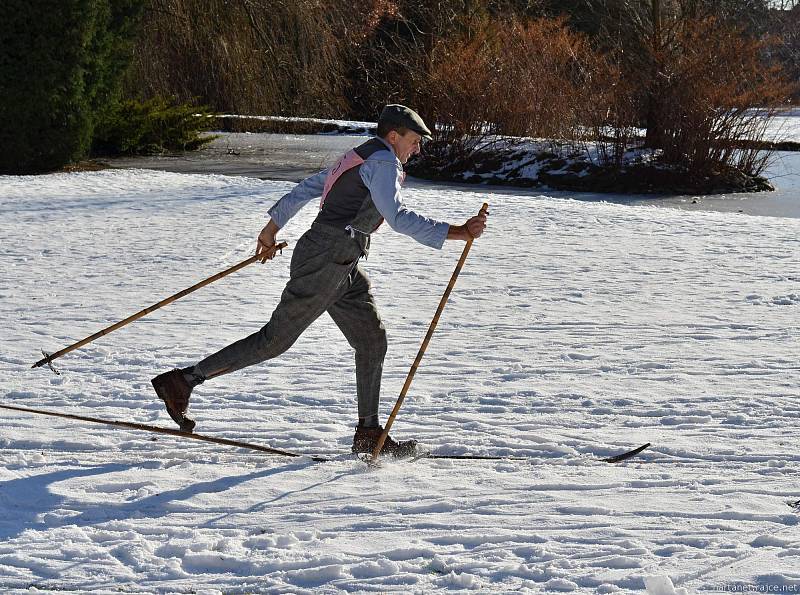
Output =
[{"x1": 267, "y1": 137, "x2": 449, "y2": 249}]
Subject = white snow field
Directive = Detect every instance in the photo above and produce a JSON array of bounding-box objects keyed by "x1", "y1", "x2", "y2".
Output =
[{"x1": 1, "y1": 168, "x2": 799, "y2": 594}]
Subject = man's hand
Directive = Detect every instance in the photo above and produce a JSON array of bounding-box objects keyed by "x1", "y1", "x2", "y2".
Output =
[
  {"x1": 465, "y1": 211, "x2": 488, "y2": 239},
  {"x1": 447, "y1": 209, "x2": 488, "y2": 241},
  {"x1": 255, "y1": 219, "x2": 281, "y2": 262}
]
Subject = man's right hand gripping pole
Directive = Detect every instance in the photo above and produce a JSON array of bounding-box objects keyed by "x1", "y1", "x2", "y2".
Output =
[{"x1": 256, "y1": 219, "x2": 283, "y2": 262}]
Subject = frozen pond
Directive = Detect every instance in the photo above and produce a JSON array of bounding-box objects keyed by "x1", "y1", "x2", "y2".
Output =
[
  {"x1": 569, "y1": 150, "x2": 800, "y2": 219},
  {"x1": 106, "y1": 132, "x2": 800, "y2": 219}
]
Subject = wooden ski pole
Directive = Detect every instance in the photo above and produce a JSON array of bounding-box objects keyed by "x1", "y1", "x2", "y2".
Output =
[
  {"x1": 371, "y1": 203, "x2": 488, "y2": 463},
  {"x1": 32, "y1": 241, "x2": 288, "y2": 371}
]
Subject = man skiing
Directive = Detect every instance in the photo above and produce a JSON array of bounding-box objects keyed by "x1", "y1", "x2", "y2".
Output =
[{"x1": 151, "y1": 104, "x2": 488, "y2": 457}]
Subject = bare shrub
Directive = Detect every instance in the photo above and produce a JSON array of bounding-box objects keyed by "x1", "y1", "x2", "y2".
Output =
[
  {"x1": 583, "y1": 13, "x2": 796, "y2": 183},
  {"x1": 418, "y1": 16, "x2": 606, "y2": 170},
  {"x1": 651, "y1": 17, "x2": 794, "y2": 176},
  {"x1": 127, "y1": 0, "x2": 347, "y2": 117},
  {"x1": 344, "y1": 0, "x2": 476, "y2": 122},
  {"x1": 581, "y1": 57, "x2": 642, "y2": 169},
  {"x1": 769, "y1": 3, "x2": 800, "y2": 102}
]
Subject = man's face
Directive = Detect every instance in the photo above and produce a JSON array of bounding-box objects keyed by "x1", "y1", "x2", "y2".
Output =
[{"x1": 387, "y1": 130, "x2": 423, "y2": 164}]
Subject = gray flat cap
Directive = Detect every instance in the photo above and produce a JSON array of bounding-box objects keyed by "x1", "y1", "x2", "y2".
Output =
[{"x1": 379, "y1": 104, "x2": 432, "y2": 139}]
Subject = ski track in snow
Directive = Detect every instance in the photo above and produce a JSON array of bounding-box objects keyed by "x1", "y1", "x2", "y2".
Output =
[{"x1": 1, "y1": 168, "x2": 799, "y2": 593}]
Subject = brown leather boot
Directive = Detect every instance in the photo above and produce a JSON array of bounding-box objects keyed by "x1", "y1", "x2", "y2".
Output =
[
  {"x1": 351, "y1": 425, "x2": 417, "y2": 458},
  {"x1": 151, "y1": 369, "x2": 196, "y2": 433}
]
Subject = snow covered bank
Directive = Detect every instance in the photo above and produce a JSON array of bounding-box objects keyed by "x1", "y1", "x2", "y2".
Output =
[
  {"x1": 210, "y1": 111, "x2": 800, "y2": 195},
  {"x1": 1, "y1": 169, "x2": 799, "y2": 592},
  {"x1": 409, "y1": 139, "x2": 777, "y2": 195}
]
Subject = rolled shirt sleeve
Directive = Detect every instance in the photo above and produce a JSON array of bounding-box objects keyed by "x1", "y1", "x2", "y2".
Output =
[
  {"x1": 267, "y1": 169, "x2": 328, "y2": 228},
  {"x1": 359, "y1": 155, "x2": 449, "y2": 249}
]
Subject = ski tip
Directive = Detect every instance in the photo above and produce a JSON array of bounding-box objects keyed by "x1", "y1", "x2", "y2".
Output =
[{"x1": 603, "y1": 442, "x2": 651, "y2": 463}]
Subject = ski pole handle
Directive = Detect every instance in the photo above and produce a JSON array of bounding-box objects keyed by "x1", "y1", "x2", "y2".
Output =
[{"x1": 469, "y1": 203, "x2": 489, "y2": 241}]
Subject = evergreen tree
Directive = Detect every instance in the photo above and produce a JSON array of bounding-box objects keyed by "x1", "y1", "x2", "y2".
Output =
[{"x1": 0, "y1": 0, "x2": 143, "y2": 174}]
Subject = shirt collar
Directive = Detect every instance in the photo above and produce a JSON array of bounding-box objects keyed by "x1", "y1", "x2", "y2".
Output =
[{"x1": 375, "y1": 136, "x2": 396, "y2": 155}]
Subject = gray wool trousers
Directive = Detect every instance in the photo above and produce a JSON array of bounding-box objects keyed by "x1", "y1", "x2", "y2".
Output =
[{"x1": 194, "y1": 222, "x2": 387, "y2": 420}]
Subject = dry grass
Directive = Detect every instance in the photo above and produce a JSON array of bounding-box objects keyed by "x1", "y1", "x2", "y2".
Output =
[{"x1": 127, "y1": 0, "x2": 349, "y2": 117}]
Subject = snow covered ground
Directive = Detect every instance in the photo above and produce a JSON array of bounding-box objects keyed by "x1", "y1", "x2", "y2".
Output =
[{"x1": 1, "y1": 168, "x2": 799, "y2": 593}]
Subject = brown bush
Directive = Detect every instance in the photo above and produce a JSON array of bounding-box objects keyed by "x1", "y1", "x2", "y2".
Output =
[
  {"x1": 417, "y1": 16, "x2": 608, "y2": 168},
  {"x1": 344, "y1": 0, "x2": 478, "y2": 121},
  {"x1": 127, "y1": 0, "x2": 348, "y2": 117},
  {"x1": 581, "y1": 13, "x2": 796, "y2": 180},
  {"x1": 769, "y1": 3, "x2": 800, "y2": 103},
  {"x1": 649, "y1": 17, "x2": 794, "y2": 175},
  {"x1": 582, "y1": 56, "x2": 641, "y2": 169},
  {"x1": 430, "y1": 17, "x2": 600, "y2": 138}
]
